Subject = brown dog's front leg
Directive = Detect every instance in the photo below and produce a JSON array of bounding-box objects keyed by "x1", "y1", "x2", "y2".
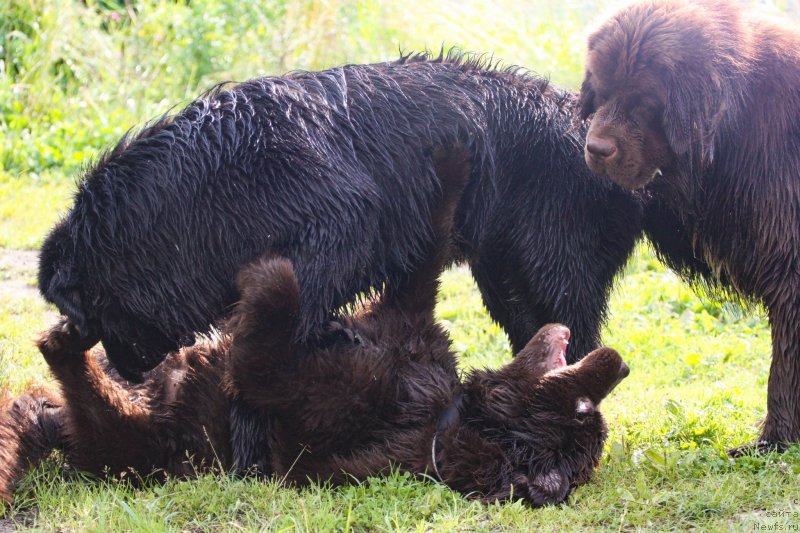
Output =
[
  {"x1": 761, "y1": 299, "x2": 800, "y2": 447},
  {"x1": 36, "y1": 320, "x2": 158, "y2": 475},
  {"x1": 37, "y1": 320, "x2": 150, "y2": 424}
]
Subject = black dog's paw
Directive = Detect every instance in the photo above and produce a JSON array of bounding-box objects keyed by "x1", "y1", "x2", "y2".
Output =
[{"x1": 318, "y1": 321, "x2": 362, "y2": 347}]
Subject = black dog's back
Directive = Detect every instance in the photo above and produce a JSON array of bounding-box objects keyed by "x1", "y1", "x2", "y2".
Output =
[
  {"x1": 39, "y1": 52, "x2": 642, "y2": 381},
  {"x1": 39, "y1": 56, "x2": 488, "y2": 376}
]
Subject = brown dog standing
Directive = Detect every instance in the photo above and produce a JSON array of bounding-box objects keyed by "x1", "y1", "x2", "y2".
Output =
[{"x1": 579, "y1": 0, "x2": 800, "y2": 450}]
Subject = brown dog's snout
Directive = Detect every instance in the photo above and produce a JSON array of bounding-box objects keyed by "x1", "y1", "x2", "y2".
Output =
[{"x1": 586, "y1": 136, "x2": 617, "y2": 159}]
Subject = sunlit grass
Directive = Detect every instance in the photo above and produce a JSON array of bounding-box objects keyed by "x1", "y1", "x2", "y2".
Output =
[
  {"x1": 1, "y1": 187, "x2": 796, "y2": 529},
  {"x1": 0, "y1": 172, "x2": 73, "y2": 250}
]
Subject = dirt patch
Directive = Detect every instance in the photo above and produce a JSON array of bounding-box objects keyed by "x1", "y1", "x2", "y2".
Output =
[
  {"x1": 0, "y1": 518, "x2": 17, "y2": 532},
  {"x1": 0, "y1": 249, "x2": 38, "y2": 276},
  {"x1": 0, "y1": 249, "x2": 40, "y2": 300}
]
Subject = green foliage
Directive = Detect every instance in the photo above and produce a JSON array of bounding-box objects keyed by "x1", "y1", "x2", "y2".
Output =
[
  {"x1": 2, "y1": 0, "x2": 796, "y2": 178},
  {"x1": 0, "y1": 0, "x2": 595, "y2": 178}
]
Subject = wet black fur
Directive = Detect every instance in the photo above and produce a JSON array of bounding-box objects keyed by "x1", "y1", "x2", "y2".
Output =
[
  {"x1": 39, "y1": 50, "x2": 642, "y2": 378},
  {"x1": 2, "y1": 148, "x2": 624, "y2": 505}
]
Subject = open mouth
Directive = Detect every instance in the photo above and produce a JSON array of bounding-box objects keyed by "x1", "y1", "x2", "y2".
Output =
[{"x1": 547, "y1": 326, "x2": 570, "y2": 369}]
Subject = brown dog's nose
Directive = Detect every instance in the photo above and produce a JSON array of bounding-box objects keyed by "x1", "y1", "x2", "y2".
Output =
[{"x1": 586, "y1": 137, "x2": 617, "y2": 159}]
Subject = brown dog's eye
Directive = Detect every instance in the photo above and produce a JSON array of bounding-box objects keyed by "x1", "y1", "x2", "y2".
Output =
[
  {"x1": 578, "y1": 76, "x2": 598, "y2": 120},
  {"x1": 633, "y1": 105, "x2": 661, "y2": 125}
]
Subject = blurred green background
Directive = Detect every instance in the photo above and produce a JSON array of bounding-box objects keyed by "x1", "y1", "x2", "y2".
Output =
[{"x1": 2, "y1": 0, "x2": 796, "y2": 182}]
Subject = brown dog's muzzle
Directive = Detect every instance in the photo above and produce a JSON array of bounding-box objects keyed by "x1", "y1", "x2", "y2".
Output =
[{"x1": 584, "y1": 133, "x2": 619, "y2": 178}]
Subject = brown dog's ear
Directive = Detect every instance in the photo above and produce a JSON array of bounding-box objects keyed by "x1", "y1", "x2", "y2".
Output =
[
  {"x1": 664, "y1": 71, "x2": 727, "y2": 167},
  {"x1": 483, "y1": 469, "x2": 571, "y2": 507},
  {"x1": 528, "y1": 469, "x2": 571, "y2": 507},
  {"x1": 663, "y1": 80, "x2": 694, "y2": 157}
]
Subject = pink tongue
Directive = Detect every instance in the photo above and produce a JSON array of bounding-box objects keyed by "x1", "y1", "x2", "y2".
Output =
[
  {"x1": 547, "y1": 343, "x2": 568, "y2": 370},
  {"x1": 545, "y1": 326, "x2": 570, "y2": 370}
]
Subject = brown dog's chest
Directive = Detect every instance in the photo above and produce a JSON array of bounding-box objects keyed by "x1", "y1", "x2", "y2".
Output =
[{"x1": 670, "y1": 174, "x2": 788, "y2": 299}]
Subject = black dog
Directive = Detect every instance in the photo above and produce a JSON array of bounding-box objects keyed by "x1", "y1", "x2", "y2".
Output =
[
  {"x1": 39, "y1": 51, "x2": 641, "y2": 470},
  {"x1": 39, "y1": 51, "x2": 641, "y2": 377}
]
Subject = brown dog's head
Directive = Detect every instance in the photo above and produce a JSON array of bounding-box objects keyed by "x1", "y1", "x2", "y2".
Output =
[
  {"x1": 578, "y1": 0, "x2": 749, "y2": 188},
  {"x1": 458, "y1": 324, "x2": 629, "y2": 506}
]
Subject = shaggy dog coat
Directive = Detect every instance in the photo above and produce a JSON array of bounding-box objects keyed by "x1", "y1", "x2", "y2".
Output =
[
  {"x1": 1, "y1": 159, "x2": 628, "y2": 505},
  {"x1": 39, "y1": 51, "x2": 641, "y2": 382},
  {"x1": 579, "y1": 0, "x2": 800, "y2": 448}
]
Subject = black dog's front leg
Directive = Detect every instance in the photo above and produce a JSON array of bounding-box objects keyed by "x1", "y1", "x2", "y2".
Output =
[{"x1": 229, "y1": 399, "x2": 271, "y2": 476}]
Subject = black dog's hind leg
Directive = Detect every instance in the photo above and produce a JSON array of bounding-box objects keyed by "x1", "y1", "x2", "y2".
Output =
[{"x1": 229, "y1": 399, "x2": 271, "y2": 476}]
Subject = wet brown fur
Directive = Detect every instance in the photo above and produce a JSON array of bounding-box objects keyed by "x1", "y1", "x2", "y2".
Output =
[
  {"x1": 579, "y1": 0, "x2": 800, "y2": 447},
  {"x1": 0, "y1": 148, "x2": 628, "y2": 505}
]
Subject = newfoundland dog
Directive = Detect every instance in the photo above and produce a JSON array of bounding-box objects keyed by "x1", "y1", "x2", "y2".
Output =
[
  {"x1": 39, "y1": 51, "x2": 641, "y2": 382},
  {"x1": 578, "y1": 0, "x2": 800, "y2": 449},
  {"x1": 1, "y1": 157, "x2": 628, "y2": 505}
]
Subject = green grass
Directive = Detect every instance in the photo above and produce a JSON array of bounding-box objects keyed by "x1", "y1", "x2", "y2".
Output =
[
  {"x1": 0, "y1": 172, "x2": 73, "y2": 250},
  {"x1": 3, "y1": 0, "x2": 800, "y2": 530},
  {"x1": 1, "y1": 181, "x2": 798, "y2": 529}
]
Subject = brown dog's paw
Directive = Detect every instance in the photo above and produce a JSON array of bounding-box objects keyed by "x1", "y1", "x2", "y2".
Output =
[{"x1": 36, "y1": 319, "x2": 96, "y2": 366}]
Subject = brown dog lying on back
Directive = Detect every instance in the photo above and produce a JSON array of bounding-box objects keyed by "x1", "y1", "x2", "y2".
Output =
[
  {"x1": 0, "y1": 151, "x2": 628, "y2": 506},
  {"x1": 0, "y1": 275, "x2": 628, "y2": 508},
  {"x1": 0, "y1": 293, "x2": 627, "y2": 508}
]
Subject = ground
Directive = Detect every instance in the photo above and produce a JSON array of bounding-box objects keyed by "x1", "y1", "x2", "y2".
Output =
[
  {"x1": 0, "y1": 250, "x2": 43, "y2": 303},
  {"x1": 0, "y1": 182, "x2": 799, "y2": 530}
]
